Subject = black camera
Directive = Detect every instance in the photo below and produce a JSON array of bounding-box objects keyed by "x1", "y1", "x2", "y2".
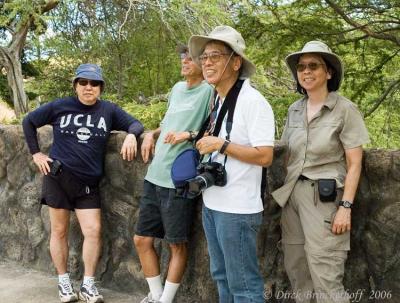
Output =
[
  {"x1": 182, "y1": 162, "x2": 227, "y2": 198},
  {"x1": 48, "y1": 159, "x2": 62, "y2": 176}
]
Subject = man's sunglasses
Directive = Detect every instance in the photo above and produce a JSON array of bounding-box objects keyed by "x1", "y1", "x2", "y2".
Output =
[
  {"x1": 295, "y1": 62, "x2": 325, "y2": 72},
  {"x1": 77, "y1": 79, "x2": 102, "y2": 87}
]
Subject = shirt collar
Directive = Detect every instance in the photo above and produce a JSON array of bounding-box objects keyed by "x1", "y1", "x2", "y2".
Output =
[
  {"x1": 323, "y1": 91, "x2": 339, "y2": 110},
  {"x1": 293, "y1": 91, "x2": 339, "y2": 111},
  {"x1": 293, "y1": 97, "x2": 306, "y2": 111}
]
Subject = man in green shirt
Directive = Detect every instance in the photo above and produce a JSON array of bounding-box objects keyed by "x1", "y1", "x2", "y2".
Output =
[{"x1": 133, "y1": 45, "x2": 213, "y2": 303}]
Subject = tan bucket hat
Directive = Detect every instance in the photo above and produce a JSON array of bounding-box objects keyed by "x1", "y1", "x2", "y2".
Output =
[
  {"x1": 189, "y1": 25, "x2": 256, "y2": 78},
  {"x1": 286, "y1": 41, "x2": 344, "y2": 91}
]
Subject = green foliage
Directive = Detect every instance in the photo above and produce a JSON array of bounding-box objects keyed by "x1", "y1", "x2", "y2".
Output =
[
  {"x1": 121, "y1": 100, "x2": 168, "y2": 130},
  {"x1": 236, "y1": 0, "x2": 400, "y2": 146},
  {"x1": 27, "y1": 58, "x2": 75, "y2": 102},
  {"x1": 0, "y1": 0, "x2": 51, "y2": 37},
  {"x1": 365, "y1": 93, "x2": 400, "y2": 149},
  {"x1": 1, "y1": 0, "x2": 399, "y2": 147}
]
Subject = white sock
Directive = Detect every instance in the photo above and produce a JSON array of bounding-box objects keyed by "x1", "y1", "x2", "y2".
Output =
[
  {"x1": 159, "y1": 280, "x2": 180, "y2": 303},
  {"x1": 146, "y1": 275, "x2": 163, "y2": 300},
  {"x1": 83, "y1": 276, "x2": 95, "y2": 286},
  {"x1": 58, "y1": 273, "x2": 70, "y2": 283}
]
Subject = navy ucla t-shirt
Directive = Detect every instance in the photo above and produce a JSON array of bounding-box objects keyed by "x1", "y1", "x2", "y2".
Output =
[{"x1": 23, "y1": 96, "x2": 143, "y2": 185}]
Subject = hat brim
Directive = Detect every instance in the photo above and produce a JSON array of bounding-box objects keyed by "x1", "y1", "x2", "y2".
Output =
[
  {"x1": 189, "y1": 35, "x2": 256, "y2": 78},
  {"x1": 285, "y1": 51, "x2": 343, "y2": 90},
  {"x1": 73, "y1": 73, "x2": 105, "y2": 83}
]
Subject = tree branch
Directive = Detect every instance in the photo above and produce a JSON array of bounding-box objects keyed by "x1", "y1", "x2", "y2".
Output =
[
  {"x1": 348, "y1": 3, "x2": 399, "y2": 14},
  {"x1": 338, "y1": 34, "x2": 369, "y2": 44},
  {"x1": 9, "y1": 21, "x2": 29, "y2": 54},
  {"x1": 118, "y1": 0, "x2": 134, "y2": 40},
  {"x1": 0, "y1": 47, "x2": 8, "y2": 66},
  {"x1": 8, "y1": 0, "x2": 59, "y2": 54},
  {"x1": 325, "y1": 0, "x2": 400, "y2": 46},
  {"x1": 40, "y1": 0, "x2": 60, "y2": 14},
  {"x1": 365, "y1": 79, "x2": 400, "y2": 117},
  {"x1": 5, "y1": 25, "x2": 15, "y2": 36}
]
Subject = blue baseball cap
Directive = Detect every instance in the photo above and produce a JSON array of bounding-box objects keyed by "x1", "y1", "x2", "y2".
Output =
[{"x1": 73, "y1": 63, "x2": 104, "y2": 83}]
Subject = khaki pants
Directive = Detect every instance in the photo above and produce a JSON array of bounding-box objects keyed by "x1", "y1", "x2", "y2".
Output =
[{"x1": 281, "y1": 179, "x2": 350, "y2": 303}]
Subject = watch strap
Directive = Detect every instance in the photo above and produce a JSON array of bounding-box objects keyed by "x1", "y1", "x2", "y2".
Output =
[
  {"x1": 339, "y1": 200, "x2": 353, "y2": 208},
  {"x1": 219, "y1": 140, "x2": 230, "y2": 154},
  {"x1": 188, "y1": 131, "x2": 196, "y2": 142}
]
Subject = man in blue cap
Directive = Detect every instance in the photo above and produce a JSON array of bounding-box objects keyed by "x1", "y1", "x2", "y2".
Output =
[{"x1": 23, "y1": 63, "x2": 144, "y2": 303}]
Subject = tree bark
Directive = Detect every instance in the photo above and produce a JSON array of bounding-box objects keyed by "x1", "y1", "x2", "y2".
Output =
[
  {"x1": 0, "y1": 48, "x2": 28, "y2": 116},
  {"x1": 0, "y1": 19, "x2": 29, "y2": 117},
  {"x1": 0, "y1": 0, "x2": 59, "y2": 117}
]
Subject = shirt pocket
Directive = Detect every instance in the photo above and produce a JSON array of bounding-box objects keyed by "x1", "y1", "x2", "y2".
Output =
[
  {"x1": 309, "y1": 121, "x2": 342, "y2": 156},
  {"x1": 288, "y1": 119, "x2": 303, "y2": 128}
]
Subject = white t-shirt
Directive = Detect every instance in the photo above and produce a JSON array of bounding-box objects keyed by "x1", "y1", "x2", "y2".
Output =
[{"x1": 202, "y1": 79, "x2": 275, "y2": 214}]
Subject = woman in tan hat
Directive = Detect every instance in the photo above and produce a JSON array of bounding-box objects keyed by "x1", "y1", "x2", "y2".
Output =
[{"x1": 272, "y1": 41, "x2": 369, "y2": 302}]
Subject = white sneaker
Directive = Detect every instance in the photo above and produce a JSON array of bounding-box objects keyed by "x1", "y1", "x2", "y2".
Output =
[
  {"x1": 58, "y1": 277, "x2": 78, "y2": 303},
  {"x1": 78, "y1": 278, "x2": 104, "y2": 303},
  {"x1": 140, "y1": 292, "x2": 161, "y2": 303}
]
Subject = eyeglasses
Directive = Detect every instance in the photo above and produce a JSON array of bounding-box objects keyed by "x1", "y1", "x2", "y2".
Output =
[
  {"x1": 296, "y1": 62, "x2": 325, "y2": 72},
  {"x1": 198, "y1": 52, "x2": 232, "y2": 64},
  {"x1": 180, "y1": 53, "x2": 193, "y2": 61},
  {"x1": 77, "y1": 79, "x2": 102, "y2": 87}
]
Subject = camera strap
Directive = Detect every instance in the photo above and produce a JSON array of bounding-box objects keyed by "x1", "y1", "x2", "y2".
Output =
[
  {"x1": 211, "y1": 79, "x2": 244, "y2": 140},
  {"x1": 194, "y1": 79, "x2": 244, "y2": 144},
  {"x1": 212, "y1": 79, "x2": 244, "y2": 166}
]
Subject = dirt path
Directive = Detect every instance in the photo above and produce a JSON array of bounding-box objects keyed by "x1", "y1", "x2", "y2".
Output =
[{"x1": 0, "y1": 261, "x2": 144, "y2": 303}]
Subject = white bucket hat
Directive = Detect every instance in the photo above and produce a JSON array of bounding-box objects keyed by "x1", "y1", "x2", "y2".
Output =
[
  {"x1": 286, "y1": 41, "x2": 344, "y2": 92},
  {"x1": 189, "y1": 25, "x2": 256, "y2": 78}
]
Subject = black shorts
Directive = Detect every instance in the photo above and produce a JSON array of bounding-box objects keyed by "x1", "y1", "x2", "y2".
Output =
[
  {"x1": 41, "y1": 169, "x2": 100, "y2": 211},
  {"x1": 135, "y1": 180, "x2": 195, "y2": 243}
]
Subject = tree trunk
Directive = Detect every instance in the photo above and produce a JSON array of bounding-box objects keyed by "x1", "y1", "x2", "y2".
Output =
[
  {"x1": 0, "y1": 48, "x2": 28, "y2": 116},
  {"x1": 0, "y1": 1, "x2": 59, "y2": 117}
]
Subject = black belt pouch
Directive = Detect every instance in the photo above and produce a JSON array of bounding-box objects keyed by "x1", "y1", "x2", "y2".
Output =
[{"x1": 318, "y1": 179, "x2": 337, "y2": 202}]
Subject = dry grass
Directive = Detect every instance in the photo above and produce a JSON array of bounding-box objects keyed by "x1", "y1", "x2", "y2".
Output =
[{"x1": 0, "y1": 100, "x2": 16, "y2": 123}]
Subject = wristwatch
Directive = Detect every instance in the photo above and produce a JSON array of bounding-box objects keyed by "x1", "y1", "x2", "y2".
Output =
[
  {"x1": 339, "y1": 200, "x2": 353, "y2": 209},
  {"x1": 219, "y1": 140, "x2": 230, "y2": 154},
  {"x1": 188, "y1": 131, "x2": 196, "y2": 141}
]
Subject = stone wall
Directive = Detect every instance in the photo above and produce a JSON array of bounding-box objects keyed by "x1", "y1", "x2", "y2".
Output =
[{"x1": 0, "y1": 125, "x2": 399, "y2": 302}]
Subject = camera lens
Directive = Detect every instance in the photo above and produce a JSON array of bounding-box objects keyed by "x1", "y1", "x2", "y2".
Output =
[{"x1": 188, "y1": 172, "x2": 215, "y2": 195}]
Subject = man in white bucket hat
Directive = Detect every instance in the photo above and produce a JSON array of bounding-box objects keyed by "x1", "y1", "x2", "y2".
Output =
[
  {"x1": 273, "y1": 41, "x2": 369, "y2": 303},
  {"x1": 189, "y1": 25, "x2": 275, "y2": 302}
]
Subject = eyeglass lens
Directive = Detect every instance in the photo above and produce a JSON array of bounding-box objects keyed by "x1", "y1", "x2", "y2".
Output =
[
  {"x1": 77, "y1": 79, "x2": 102, "y2": 87},
  {"x1": 199, "y1": 52, "x2": 225, "y2": 64},
  {"x1": 296, "y1": 62, "x2": 324, "y2": 72},
  {"x1": 180, "y1": 53, "x2": 192, "y2": 60}
]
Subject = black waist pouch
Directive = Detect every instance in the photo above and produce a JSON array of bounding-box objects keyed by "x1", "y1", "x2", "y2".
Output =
[{"x1": 318, "y1": 179, "x2": 337, "y2": 202}]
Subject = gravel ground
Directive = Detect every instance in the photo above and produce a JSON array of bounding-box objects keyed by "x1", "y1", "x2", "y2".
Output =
[{"x1": 0, "y1": 261, "x2": 144, "y2": 303}]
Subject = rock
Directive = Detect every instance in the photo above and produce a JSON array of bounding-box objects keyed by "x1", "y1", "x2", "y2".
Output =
[{"x1": 0, "y1": 125, "x2": 399, "y2": 301}]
